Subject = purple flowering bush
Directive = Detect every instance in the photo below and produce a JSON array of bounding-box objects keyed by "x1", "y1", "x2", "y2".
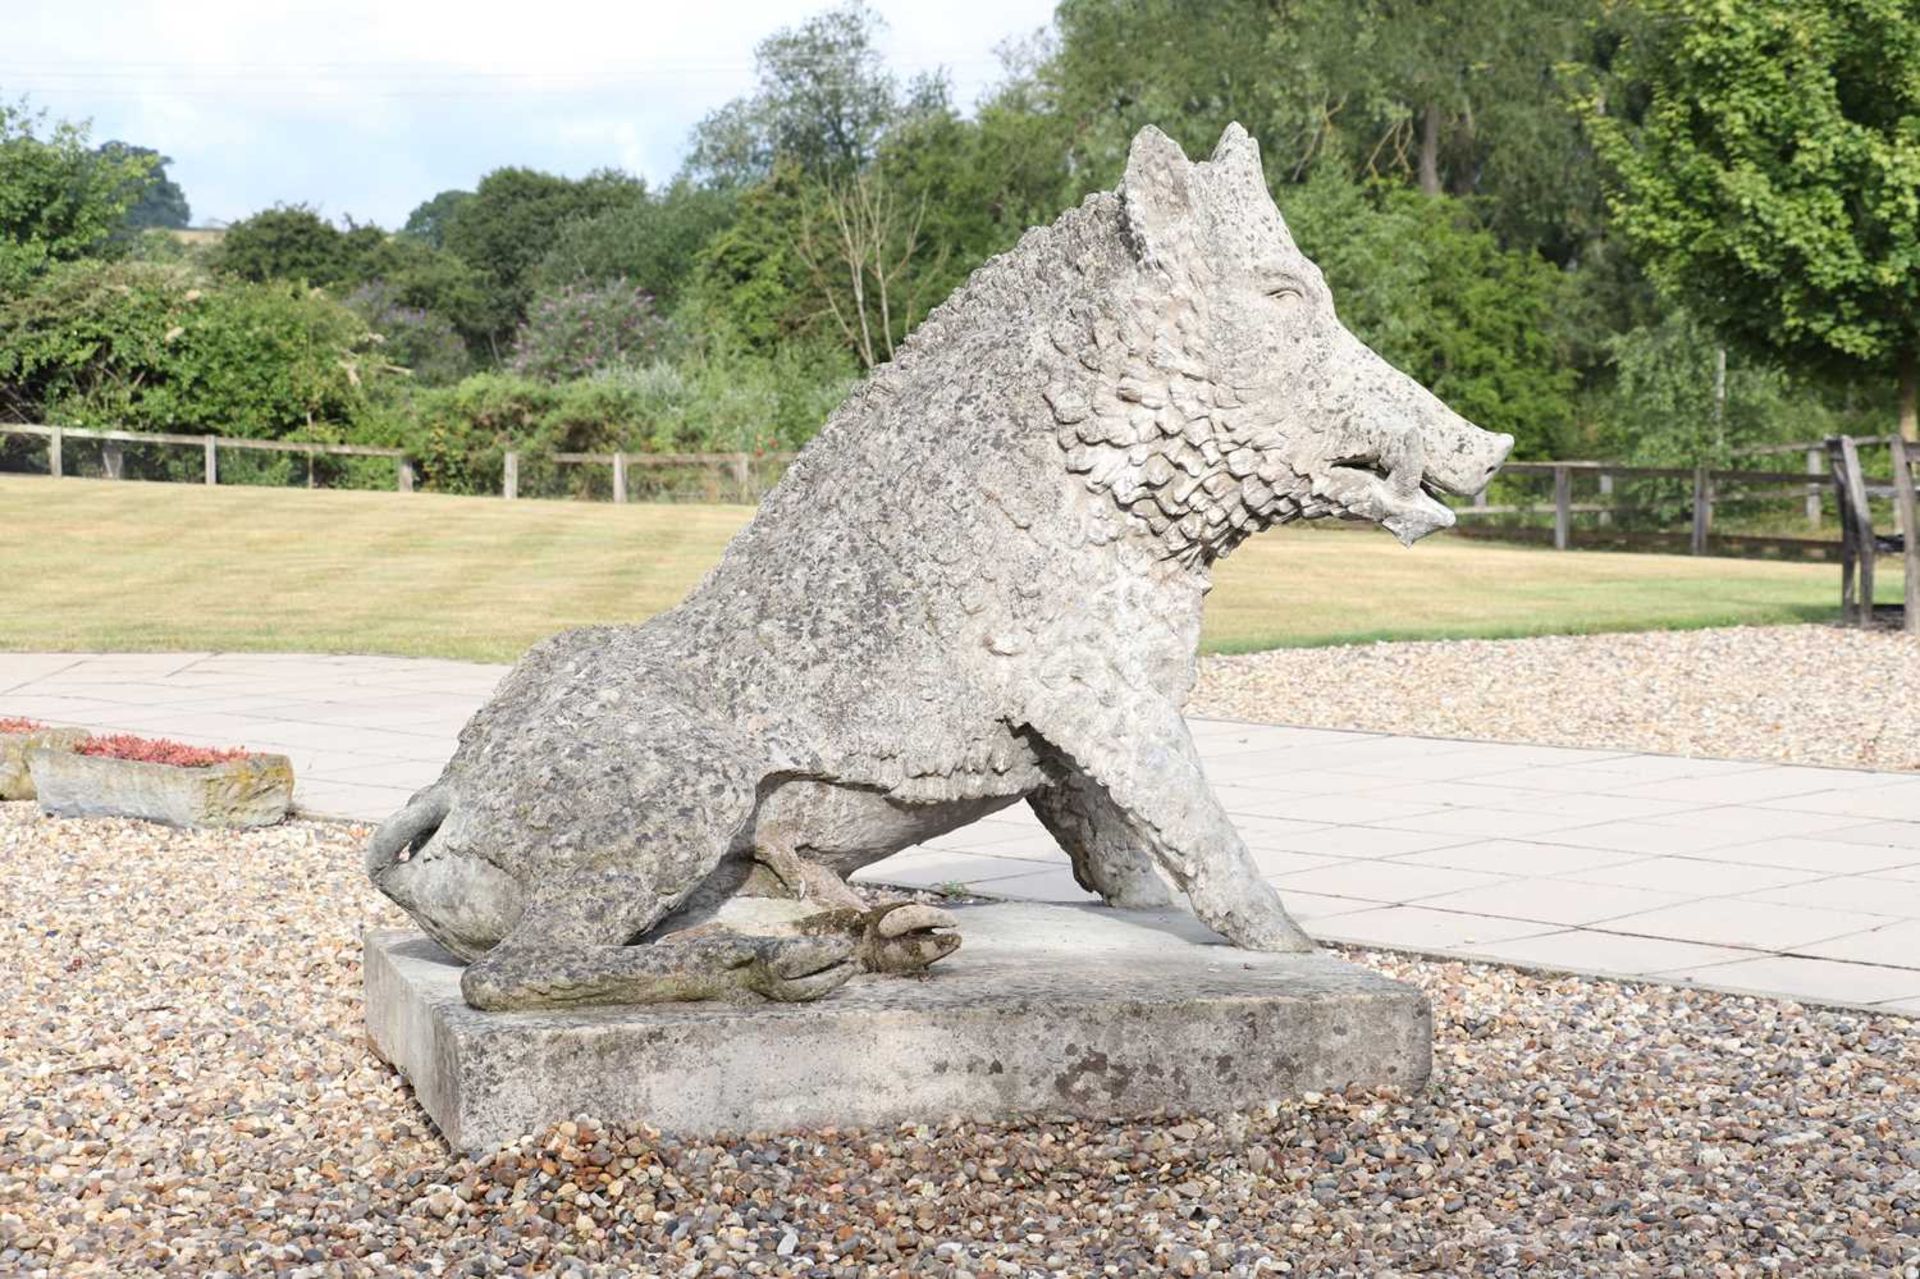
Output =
[{"x1": 508, "y1": 280, "x2": 665, "y2": 382}]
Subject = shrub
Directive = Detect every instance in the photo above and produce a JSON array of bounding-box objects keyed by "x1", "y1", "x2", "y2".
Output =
[
  {"x1": 402, "y1": 372, "x2": 558, "y2": 495},
  {"x1": 0, "y1": 717, "x2": 48, "y2": 734},
  {"x1": 74, "y1": 734, "x2": 246, "y2": 767},
  {"x1": 393, "y1": 338, "x2": 856, "y2": 496},
  {"x1": 508, "y1": 280, "x2": 666, "y2": 382},
  {"x1": 345, "y1": 281, "x2": 471, "y2": 386},
  {"x1": 0, "y1": 258, "x2": 390, "y2": 441}
]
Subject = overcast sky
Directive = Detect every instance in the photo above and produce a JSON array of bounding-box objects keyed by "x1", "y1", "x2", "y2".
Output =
[{"x1": 7, "y1": 0, "x2": 1059, "y2": 228}]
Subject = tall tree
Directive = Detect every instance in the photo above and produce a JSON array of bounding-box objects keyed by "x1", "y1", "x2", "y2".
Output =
[
  {"x1": 532, "y1": 181, "x2": 737, "y2": 307},
  {"x1": 97, "y1": 141, "x2": 190, "y2": 230},
  {"x1": 440, "y1": 167, "x2": 643, "y2": 349},
  {"x1": 1584, "y1": 0, "x2": 1920, "y2": 440},
  {"x1": 1038, "y1": 0, "x2": 1599, "y2": 258},
  {"x1": 685, "y1": 2, "x2": 927, "y2": 185},
  {"x1": 401, "y1": 189, "x2": 473, "y2": 249}
]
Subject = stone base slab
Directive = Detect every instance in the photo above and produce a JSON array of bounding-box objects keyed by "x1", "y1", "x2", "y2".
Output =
[{"x1": 364, "y1": 903, "x2": 1432, "y2": 1150}]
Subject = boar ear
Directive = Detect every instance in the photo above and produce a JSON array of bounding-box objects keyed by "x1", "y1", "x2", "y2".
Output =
[
  {"x1": 1120, "y1": 125, "x2": 1193, "y2": 266},
  {"x1": 1211, "y1": 122, "x2": 1265, "y2": 185}
]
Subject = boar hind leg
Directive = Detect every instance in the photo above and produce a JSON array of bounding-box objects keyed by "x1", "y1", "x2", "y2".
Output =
[
  {"x1": 461, "y1": 902, "x2": 856, "y2": 1011},
  {"x1": 1029, "y1": 707, "x2": 1313, "y2": 953},
  {"x1": 1028, "y1": 776, "x2": 1172, "y2": 909},
  {"x1": 459, "y1": 871, "x2": 856, "y2": 1011}
]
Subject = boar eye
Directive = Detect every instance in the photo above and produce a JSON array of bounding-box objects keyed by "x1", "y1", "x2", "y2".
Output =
[{"x1": 1266, "y1": 283, "x2": 1307, "y2": 304}]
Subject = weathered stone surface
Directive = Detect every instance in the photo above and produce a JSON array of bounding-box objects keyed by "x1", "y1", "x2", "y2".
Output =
[
  {"x1": 0, "y1": 727, "x2": 87, "y2": 801},
  {"x1": 364, "y1": 902, "x2": 1432, "y2": 1149},
  {"x1": 30, "y1": 749, "x2": 293, "y2": 828},
  {"x1": 364, "y1": 122, "x2": 1513, "y2": 1011}
]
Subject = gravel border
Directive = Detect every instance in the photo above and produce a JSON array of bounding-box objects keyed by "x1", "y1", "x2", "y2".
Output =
[
  {"x1": 4, "y1": 807, "x2": 1915, "y2": 1277},
  {"x1": 1193, "y1": 624, "x2": 1920, "y2": 773}
]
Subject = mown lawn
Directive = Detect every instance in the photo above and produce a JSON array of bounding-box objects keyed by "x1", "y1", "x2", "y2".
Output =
[{"x1": 2, "y1": 475, "x2": 1877, "y2": 661}]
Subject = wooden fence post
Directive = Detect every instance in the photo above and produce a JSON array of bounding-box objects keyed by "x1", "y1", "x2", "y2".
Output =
[
  {"x1": 49, "y1": 427, "x2": 62, "y2": 478},
  {"x1": 612, "y1": 453, "x2": 628, "y2": 504},
  {"x1": 1552, "y1": 465, "x2": 1571, "y2": 550},
  {"x1": 397, "y1": 458, "x2": 415, "y2": 493},
  {"x1": 204, "y1": 437, "x2": 218, "y2": 485},
  {"x1": 1597, "y1": 472, "x2": 1613, "y2": 527},
  {"x1": 1891, "y1": 435, "x2": 1919, "y2": 635},
  {"x1": 1690, "y1": 465, "x2": 1712, "y2": 555},
  {"x1": 1806, "y1": 448, "x2": 1823, "y2": 528},
  {"x1": 502, "y1": 451, "x2": 519, "y2": 500},
  {"x1": 102, "y1": 442, "x2": 124, "y2": 480},
  {"x1": 732, "y1": 453, "x2": 752, "y2": 502}
]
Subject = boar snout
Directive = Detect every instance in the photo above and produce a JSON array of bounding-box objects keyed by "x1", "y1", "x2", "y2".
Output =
[
  {"x1": 1419, "y1": 414, "x2": 1513, "y2": 498},
  {"x1": 1308, "y1": 331, "x2": 1514, "y2": 546}
]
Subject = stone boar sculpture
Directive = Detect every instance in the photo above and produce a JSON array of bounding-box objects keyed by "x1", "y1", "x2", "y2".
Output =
[{"x1": 367, "y1": 123, "x2": 1513, "y2": 1010}]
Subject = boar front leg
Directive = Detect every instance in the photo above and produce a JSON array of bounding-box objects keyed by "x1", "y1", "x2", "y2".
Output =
[{"x1": 1027, "y1": 705, "x2": 1313, "y2": 952}]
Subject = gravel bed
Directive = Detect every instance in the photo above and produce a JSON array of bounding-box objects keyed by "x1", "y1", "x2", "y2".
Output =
[
  {"x1": 1194, "y1": 624, "x2": 1920, "y2": 772},
  {"x1": 3, "y1": 809, "x2": 1917, "y2": 1277}
]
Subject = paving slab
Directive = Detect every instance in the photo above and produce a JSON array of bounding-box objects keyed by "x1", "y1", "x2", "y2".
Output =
[
  {"x1": 1597, "y1": 898, "x2": 1894, "y2": 951},
  {"x1": 4, "y1": 650, "x2": 1918, "y2": 1015},
  {"x1": 364, "y1": 904, "x2": 1432, "y2": 1149},
  {"x1": 1389, "y1": 839, "x2": 1648, "y2": 878},
  {"x1": 1649, "y1": 954, "x2": 1920, "y2": 1008},
  {"x1": 1310, "y1": 906, "x2": 1556, "y2": 952},
  {"x1": 1414, "y1": 878, "x2": 1690, "y2": 928},
  {"x1": 1268, "y1": 861, "x2": 1509, "y2": 905},
  {"x1": 1794, "y1": 920, "x2": 1920, "y2": 968},
  {"x1": 1462, "y1": 929, "x2": 1753, "y2": 978}
]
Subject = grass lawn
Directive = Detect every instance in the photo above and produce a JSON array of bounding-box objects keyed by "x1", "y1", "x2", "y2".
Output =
[{"x1": 2, "y1": 475, "x2": 1880, "y2": 662}]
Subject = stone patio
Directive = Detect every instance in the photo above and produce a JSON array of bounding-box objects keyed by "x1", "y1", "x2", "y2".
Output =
[{"x1": 3, "y1": 650, "x2": 1916, "y2": 1014}]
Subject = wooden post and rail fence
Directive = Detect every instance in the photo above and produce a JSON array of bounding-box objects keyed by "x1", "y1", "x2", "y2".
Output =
[
  {"x1": 0, "y1": 423, "x2": 416, "y2": 491},
  {"x1": 0, "y1": 424, "x2": 797, "y2": 505},
  {"x1": 1, "y1": 423, "x2": 1910, "y2": 576}
]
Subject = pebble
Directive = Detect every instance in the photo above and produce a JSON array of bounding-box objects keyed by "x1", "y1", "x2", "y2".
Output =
[
  {"x1": 3, "y1": 798, "x2": 1917, "y2": 1277},
  {"x1": 1193, "y1": 624, "x2": 1920, "y2": 771}
]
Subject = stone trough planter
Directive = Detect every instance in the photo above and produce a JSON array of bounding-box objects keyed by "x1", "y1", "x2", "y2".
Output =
[
  {"x1": 0, "y1": 720, "x2": 90, "y2": 801},
  {"x1": 29, "y1": 736, "x2": 293, "y2": 828}
]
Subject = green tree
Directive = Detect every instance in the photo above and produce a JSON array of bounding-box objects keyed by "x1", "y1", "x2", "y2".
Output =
[
  {"x1": 1584, "y1": 0, "x2": 1920, "y2": 440},
  {"x1": 685, "y1": 2, "x2": 925, "y2": 185},
  {"x1": 1596, "y1": 309, "x2": 1840, "y2": 468},
  {"x1": 1038, "y1": 0, "x2": 1313, "y2": 190},
  {"x1": 212, "y1": 205, "x2": 360, "y2": 285},
  {"x1": 1285, "y1": 171, "x2": 1577, "y2": 456},
  {"x1": 351, "y1": 234, "x2": 491, "y2": 353},
  {"x1": 682, "y1": 165, "x2": 813, "y2": 350},
  {"x1": 0, "y1": 102, "x2": 157, "y2": 292},
  {"x1": 98, "y1": 141, "x2": 190, "y2": 230},
  {"x1": 1037, "y1": 0, "x2": 1599, "y2": 258},
  {"x1": 532, "y1": 181, "x2": 736, "y2": 307},
  {"x1": 440, "y1": 167, "x2": 644, "y2": 351},
  {"x1": 400, "y1": 188, "x2": 473, "y2": 248},
  {"x1": 871, "y1": 96, "x2": 1079, "y2": 299}
]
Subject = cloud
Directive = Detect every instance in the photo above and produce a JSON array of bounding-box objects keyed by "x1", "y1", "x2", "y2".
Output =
[{"x1": 4, "y1": 0, "x2": 1056, "y2": 226}]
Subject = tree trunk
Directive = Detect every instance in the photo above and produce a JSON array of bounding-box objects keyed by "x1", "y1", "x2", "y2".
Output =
[
  {"x1": 1417, "y1": 103, "x2": 1442, "y2": 196},
  {"x1": 1901, "y1": 345, "x2": 1918, "y2": 443}
]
